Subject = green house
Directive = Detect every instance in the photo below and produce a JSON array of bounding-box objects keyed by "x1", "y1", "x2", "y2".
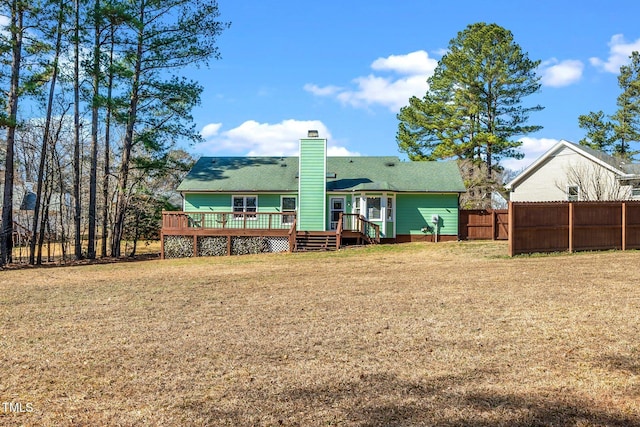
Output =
[{"x1": 163, "y1": 132, "x2": 465, "y2": 256}]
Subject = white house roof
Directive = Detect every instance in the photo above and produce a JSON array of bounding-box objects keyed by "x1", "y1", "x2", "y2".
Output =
[{"x1": 505, "y1": 140, "x2": 639, "y2": 190}]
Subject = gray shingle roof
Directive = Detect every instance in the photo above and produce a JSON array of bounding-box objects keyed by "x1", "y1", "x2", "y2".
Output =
[
  {"x1": 566, "y1": 141, "x2": 640, "y2": 175},
  {"x1": 178, "y1": 156, "x2": 466, "y2": 193}
]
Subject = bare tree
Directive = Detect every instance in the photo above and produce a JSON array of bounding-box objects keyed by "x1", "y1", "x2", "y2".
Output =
[
  {"x1": 555, "y1": 162, "x2": 631, "y2": 201},
  {"x1": 30, "y1": 0, "x2": 69, "y2": 265},
  {"x1": 458, "y1": 159, "x2": 508, "y2": 209}
]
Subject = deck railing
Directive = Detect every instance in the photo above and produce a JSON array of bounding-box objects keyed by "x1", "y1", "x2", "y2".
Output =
[
  {"x1": 162, "y1": 211, "x2": 296, "y2": 231},
  {"x1": 340, "y1": 213, "x2": 380, "y2": 243},
  {"x1": 161, "y1": 211, "x2": 378, "y2": 258}
]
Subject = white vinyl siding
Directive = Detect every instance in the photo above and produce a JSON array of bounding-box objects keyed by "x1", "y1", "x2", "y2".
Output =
[{"x1": 510, "y1": 146, "x2": 630, "y2": 202}]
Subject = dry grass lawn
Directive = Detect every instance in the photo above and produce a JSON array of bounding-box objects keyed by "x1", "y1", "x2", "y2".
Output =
[{"x1": 1, "y1": 241, "x2": 639, "y2": 426}]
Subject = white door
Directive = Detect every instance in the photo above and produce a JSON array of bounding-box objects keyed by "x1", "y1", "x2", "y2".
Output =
[{"x1": 330, "y1": 197, "x2": 345, "y2": 230}]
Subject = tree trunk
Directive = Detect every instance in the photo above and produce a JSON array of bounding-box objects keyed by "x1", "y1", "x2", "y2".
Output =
[
  {"x1": 111, "y1": 1, "x2": 144, "y2": 258},
  {"x1": 72, "y1": 0, "x2": 83, "y2": 260},
  {"x1": 30, "y1": 0, "x2": 65, "y2": 265},
  {"x1": 37, "y1": 174, "x2": 53, "y2": 265},
  {"x1": 87, "y1": 0, "x2": 101, "y2": 259},
  {"x1": 1, "y1": 3, "x2": 24, "y2": 266},
  {"x1": 101, "y1": 23, "x2": 116, "y2": 257}
]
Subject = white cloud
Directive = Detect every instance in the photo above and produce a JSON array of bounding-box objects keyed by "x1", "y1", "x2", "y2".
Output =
[
  {"x1": 336, "y1": 74, "x2": 429, "y2": 111},
  {"x1": 305, "y1": 50, "x2": 437, "y2": 112},
  {"x1": 371, "y1": 50, "x2": 438, "y2": 75},
  {"x1": 539, "y1": 59, "x2": 584, "y2": 87},
  {"x1": 327, "y1": 146, "x2": 360, "y2": 156},
  {"x1": 501, "y1": 137, "x2": 560, "y2": 171},
  {"x1": 201, "y1": 123, "x2": 222, "y2": 138},
  {"x1": 303, "y1": 84, "x2": 343, "y2": 96},
  {"x1": 194, "y1": 119, "x2": 359, "y2": 157},
  {"x1": 433, "y1": 48, "x2": 449, "y2": 57},
  {"x1": 590, "y1": 34, "x2": 640, "y2": 73}
]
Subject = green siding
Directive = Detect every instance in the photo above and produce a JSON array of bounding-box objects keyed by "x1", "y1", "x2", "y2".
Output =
[
  {"x1": 184, "y1": 192, "x2": 458, "y2": 238},
  {"x1": 298, "y1": 139, "x2": 326, "y2": 231},
  {"x1": 385, "y1": 221, "x2": 395, "y2": 238},
  {"x1": 256, "y1": 194, "x2": 281, "y2": 213},
  {"x1": 184, "y1": 193, "x2": 229, "y2": 212},
  {"x1": 184, "y1": 193, "x2": 285, "y2": 213},
  {"x1": 396, "y1": 193, "x2": 459, "y2": 236}
]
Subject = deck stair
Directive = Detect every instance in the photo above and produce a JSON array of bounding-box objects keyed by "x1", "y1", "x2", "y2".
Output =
[{"x1": 295, "y1": 231, "x2": 338, "y2": 251}]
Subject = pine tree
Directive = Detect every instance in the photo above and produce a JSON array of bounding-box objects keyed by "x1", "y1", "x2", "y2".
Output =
[{"x1": 397, "y1": 23, "x2": 543, "y2": 178}]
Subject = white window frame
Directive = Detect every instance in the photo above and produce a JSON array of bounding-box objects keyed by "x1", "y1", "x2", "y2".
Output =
[
  {"x1": 567, "y1": 185, "x2": 580, "y2": 202},
  {"x1": 353, "y1": 195, "x2": 362, "y2": 216},
  {"x1": 329, "y1": 196, "x2": 346, "y2": 230},
  {"x1": 280, "y1": 196, "x2": 296, "y2": 224},
  {"x1": 232, "y1": 195, "x2": 258, "y2": 219},
  {"x1": 366, "y1": 196, "x2": 382, "y2": 221},
  {"x1": 386, "y1": 195, "x2": 394, "y2": 221}
]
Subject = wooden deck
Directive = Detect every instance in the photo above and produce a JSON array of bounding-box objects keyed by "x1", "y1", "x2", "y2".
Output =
[{"x1": 161, "y1": 211, "x2": 380, "y2": 258}]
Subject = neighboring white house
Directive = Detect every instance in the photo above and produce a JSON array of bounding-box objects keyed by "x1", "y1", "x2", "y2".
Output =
[{"x1": 506, "y1": 140, "x2": 640, "y2": 202}]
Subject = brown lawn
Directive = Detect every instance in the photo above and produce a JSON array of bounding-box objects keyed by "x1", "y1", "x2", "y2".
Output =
[{"x1": 1, "y1": 241, "x2": 639, "y2": 426}]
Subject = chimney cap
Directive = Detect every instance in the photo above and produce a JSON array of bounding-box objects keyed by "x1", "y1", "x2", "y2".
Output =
[{"x1": 307, "y1": 130, "x2": 319, "y2": 138}]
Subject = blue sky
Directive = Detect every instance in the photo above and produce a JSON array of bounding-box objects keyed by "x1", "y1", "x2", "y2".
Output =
[{"x1": 185, "y1": 0, "x2": 640, "y2": 172}]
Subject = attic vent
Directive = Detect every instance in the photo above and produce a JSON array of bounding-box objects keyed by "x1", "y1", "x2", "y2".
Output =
[{"x1": 385, "y1": 161, "x2": 396, "y2": 167}]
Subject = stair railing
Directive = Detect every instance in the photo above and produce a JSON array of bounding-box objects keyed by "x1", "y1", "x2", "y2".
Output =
[
  {"x1": 288, "y1": 217, "x2": 297, "y2": 252},
  {"x1": 336, "y1": 213, "x2": 344, "y2": 249}
]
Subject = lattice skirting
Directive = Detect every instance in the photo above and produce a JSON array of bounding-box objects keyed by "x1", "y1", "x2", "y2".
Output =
[
  {"x1": 163, "y1": 235, "x2": 291, "y2": 258},
  {"x1": 265, "y1": 237, "x2": 289, "y2": 253}
]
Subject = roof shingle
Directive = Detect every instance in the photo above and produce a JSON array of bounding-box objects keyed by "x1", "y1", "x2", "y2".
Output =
[{"x1": 178, "y1": 156, "x2": 466, "y2": 193}]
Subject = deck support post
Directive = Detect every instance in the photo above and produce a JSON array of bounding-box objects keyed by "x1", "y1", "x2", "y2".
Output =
[
  {"x1": 194, "y1": 235, "x2": 198, "y2": 257},
  {"x1": 160, "y1": 230, "x2": 165, "y2": 259}
]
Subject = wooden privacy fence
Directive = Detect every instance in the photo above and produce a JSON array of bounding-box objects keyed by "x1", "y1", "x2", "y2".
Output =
[
  {"x1": 508, "y1": 201, "x2": 640, "y2": 256},
  {"x1": 459, "y1": 209, "x2": 508, "y2": 240}
]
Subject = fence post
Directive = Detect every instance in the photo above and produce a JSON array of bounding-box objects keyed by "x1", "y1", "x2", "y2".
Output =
[
  {"x1": 622, "y1": 202, "x2": 627, "y2": 251},
  {"x1": 491, "y1": 209, "x2": 497, "y2": 241},
  {"x1": 568, "y1": 202, "x2": 574, "y2": 253},
  {"x1": 508, "y1": 202, "x2": 514, "y2": 256}
]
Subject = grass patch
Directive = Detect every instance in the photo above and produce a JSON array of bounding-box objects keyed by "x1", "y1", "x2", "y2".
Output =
[{"x1": 1, "y1": 241, "x2": 639, "y2": 426}]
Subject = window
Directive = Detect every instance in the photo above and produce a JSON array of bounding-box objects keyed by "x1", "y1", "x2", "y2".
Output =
[
  {"x1": 330, "y1": 197, "x2": 345, "y2": 230},
  {"x1": 567, "y1": 186, "x2": 579, "y2": 202},
  {"x1": 353, "y1": 196, "x2": 361, "y2": 215},
  {"x1": 366, "y1": 197, "x2": 382, "y2": 221},
  {"x1": 233, "y1": 196, "x2": 257, "y2": 219},
  {"x1": 633, "y1": 187, "x2": 640, "y2": 199},
  {"x1": 386, "y1": 197, "x2": 394, "y2": 221},
  {"x1": 281, "y1": 196, "x2": 296, "y2": 224}
]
